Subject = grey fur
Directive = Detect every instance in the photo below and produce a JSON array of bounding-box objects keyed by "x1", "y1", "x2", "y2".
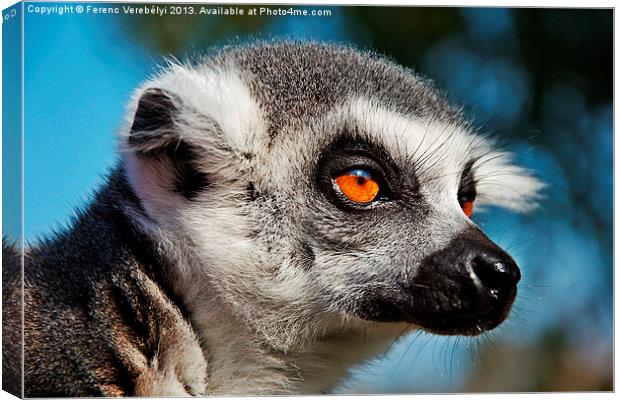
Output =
[
  {"x1": 2, "y1": 41, "x2": 542, "y2": 396},
  {"x1": 222, "y1": 42, "x2": 465, "y2": 139}
]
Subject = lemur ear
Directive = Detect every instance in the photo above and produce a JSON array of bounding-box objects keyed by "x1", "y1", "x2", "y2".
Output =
[
  {"x1": 128, "y1": 88, "x2": 179, "y2": 153},
  {"x1": 126, "y1": 88, "x2": 210, "y2": 201}
]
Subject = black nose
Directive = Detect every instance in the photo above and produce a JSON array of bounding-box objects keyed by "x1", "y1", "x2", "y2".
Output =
[
  {"x1": 407, "y1": 230, "x2": 522, "y2": 335},
  {"x1": 427, "y1": 233, "x2": 522, "y2": 304},
  {"x1": 471, "y1": 252, "x2": 521, "y2": 293}
]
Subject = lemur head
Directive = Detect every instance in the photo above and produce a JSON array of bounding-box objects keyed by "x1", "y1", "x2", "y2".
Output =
[{"x1": 121, "y1": 42, "x2": 543, "y2": 349}]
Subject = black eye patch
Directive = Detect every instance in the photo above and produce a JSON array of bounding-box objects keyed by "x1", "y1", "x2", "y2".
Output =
[{"x1": 458, "y1": 159, "x2": 477, "y2": 202}]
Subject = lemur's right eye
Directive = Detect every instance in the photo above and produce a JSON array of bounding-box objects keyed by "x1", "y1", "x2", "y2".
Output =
[
  {"x1": 334, "y1": 169, "x2": 380, "y2": 204},
  {"x1": 459, "y1": 194, "x2": 475, "y2": 218},
  {"x1": 317, "y1": 138, "x2": 399, "y2": 211},
  {"x1": 458, "y1": 160, "x2": 477, "y2": 218}
]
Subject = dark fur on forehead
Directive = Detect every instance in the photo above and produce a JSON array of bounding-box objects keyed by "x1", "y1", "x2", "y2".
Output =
[{"x1": 212, "y1": 41, "x2": 465, "y2": 141}]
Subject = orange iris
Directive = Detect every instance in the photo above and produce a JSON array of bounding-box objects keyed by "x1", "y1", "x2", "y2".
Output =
[
  {"x1": 461, "y1": 199, "x2": 474, "y2": 218},
  {"x1": 335, "y1": 170, "x2": 380, "y2": 204}
]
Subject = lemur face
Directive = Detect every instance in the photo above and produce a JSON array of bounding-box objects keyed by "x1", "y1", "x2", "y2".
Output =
[
  {"x1": 263, "y1": 102, "x2": 529, "y2": 337},
  {"x1": 123, "y1": 43, "x2": 542, "y2": 345}
]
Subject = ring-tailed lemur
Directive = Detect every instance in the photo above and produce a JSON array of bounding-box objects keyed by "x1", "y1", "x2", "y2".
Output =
[{"x1": 2, "y1": 41, "x2": 542, "y2": 396}]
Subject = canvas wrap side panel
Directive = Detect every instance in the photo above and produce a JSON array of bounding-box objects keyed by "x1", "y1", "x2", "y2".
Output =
[{"x1": 2, "y1": 2, "x2": 23, "y2": 398}]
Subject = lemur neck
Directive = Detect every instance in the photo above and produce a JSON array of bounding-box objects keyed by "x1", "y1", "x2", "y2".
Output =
[{"x1": 183, "y1": 295, "x2": 405, "y2": 395}]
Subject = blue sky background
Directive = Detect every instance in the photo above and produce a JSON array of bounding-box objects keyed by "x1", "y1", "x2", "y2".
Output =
[
  {"x1": 6, "y1": 3, "x2": 612, "y2": 393},
  {"x1": 23, "y1": 9, "x2": 150, "y2": 240}
]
